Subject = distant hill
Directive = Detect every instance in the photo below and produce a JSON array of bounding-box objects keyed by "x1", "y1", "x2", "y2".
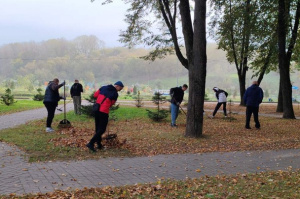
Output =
[{"x1": 0, "y1": 37, "x2": 299, "y2": 100}]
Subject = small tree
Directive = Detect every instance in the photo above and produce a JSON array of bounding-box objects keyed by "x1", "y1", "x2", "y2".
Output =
[
  {"x1": 133, "y1": 85, "x2": 138, "y2": 95},
  {"x1": 33, "y1": 88, "x2": 45, "y2": 101},
  {"x1": 135, "y1": 91, "x2": 144, "y2": 108},
  {"x1": 80, "y1": 93, "x2": 96, "y2": 117},
  {"x1": 1, "y1": 88, "x2": 17, "y2": 106},
  {"x1": 147, "y1": 92, "x2": 168, "y2": 122}
]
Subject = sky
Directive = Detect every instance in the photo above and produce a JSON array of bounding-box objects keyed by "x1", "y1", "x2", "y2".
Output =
[{"x1": 0, "y1": 0, "x2": 129, "y2": 47}]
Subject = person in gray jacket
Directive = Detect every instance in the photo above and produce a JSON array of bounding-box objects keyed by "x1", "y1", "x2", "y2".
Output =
[
  {"x1": 209, "y1": 87, "x2": 228, "y2": 118},
  {"x1": 43, "y1": 78, "x2": 65, "y2": 132}
]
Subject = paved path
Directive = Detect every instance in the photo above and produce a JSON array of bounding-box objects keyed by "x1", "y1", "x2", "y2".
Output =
[{"x1": 0, "y1": 102, "x2": 300, "y2": 195}]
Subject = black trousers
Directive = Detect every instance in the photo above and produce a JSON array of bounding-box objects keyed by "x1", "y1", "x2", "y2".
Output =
[
  {"x1": 246, "y1": 106, "x2": 260, "y2": 128},
  {"x1": 44, "y1": 102, "x2": 57, "y2": 128},
  {"x1": 89, "y1": 111, "x2": 109, "y2": 146},
  {"x1": 213, "y1": 102, "x2": 227, "y2": 116}
]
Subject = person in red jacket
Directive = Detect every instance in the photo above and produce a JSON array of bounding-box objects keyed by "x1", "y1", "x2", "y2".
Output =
[{"x1": 86, "y1": 81, "x2": 124, "y2": 152}]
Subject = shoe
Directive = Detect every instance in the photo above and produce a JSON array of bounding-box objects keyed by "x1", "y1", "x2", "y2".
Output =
[
  {"x1": 208, "y1": 115, "x2": 214, "y2": 119},
  {"x1": 171, "y1": 124, "x2": 178, "y2": 127},
  {"x1": 86, "y1": 143, "x2": 96, "y2": 152},
  {"x1": 97, "y1": 144, "x2": 104, "y2": 150},
  {"x1": 46, "y1": 127, "x2": 55, "y2": 133},
  {"x1": 245, "y1": 127, "x2": 251, "y2": 130}
]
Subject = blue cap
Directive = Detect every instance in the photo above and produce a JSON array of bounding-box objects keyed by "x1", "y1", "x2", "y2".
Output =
[{"x1": 114, "y1": 81, "x2": 124, "y2": 87}]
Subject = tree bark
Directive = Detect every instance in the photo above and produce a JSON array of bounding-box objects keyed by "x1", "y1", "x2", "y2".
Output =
[
  {"x1": 276, "y1": 81, "x2": 283, "y2": 112},
  {"x1": 185, "y1": 0, "x2": 206, "y2": 137},
  {"x1": 277, "y1": 0, "x2": 295, "y2": 119}
]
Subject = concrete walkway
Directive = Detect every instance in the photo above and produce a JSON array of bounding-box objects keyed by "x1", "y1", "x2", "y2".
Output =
[{"x1": 0, "y1": 102, "x2": 299, "y2": 195}]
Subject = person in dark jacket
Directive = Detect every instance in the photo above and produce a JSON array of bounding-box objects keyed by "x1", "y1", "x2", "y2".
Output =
[
  {"x1": 86, "y1": 81, "x2": 124, "y2": 152},
  {"x1": 243, "y1": 81, "x2": 264, "y2": 129},
  {"x1": 70, "y1": 79, "x2": 83, "y2": 115},
  {"x1": 43, "y1": 78, "x2": 65, "y2": 133},
  {"x1": 209, "y1": 87, "x2": 228, "y2": 118},
  {"x1": 169, "y1": 84, "x2": 188, "y2": 127}
]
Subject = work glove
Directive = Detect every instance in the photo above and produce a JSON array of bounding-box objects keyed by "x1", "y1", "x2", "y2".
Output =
[
  {"x1": 176, "y1": 102, "x2": 180, "y2": 106},
  {"x1": 62, "y1": 81, "x2": 65, "y2": 85}
]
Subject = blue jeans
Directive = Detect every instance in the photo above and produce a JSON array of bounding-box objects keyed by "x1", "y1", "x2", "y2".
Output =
[{"x1": 171, "y1": 103, "x2": 179, "y2": 125}]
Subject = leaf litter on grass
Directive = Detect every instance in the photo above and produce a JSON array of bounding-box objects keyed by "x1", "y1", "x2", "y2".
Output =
[{"x1": 48, "y1": 114, "x2": 300, "y2": 157}]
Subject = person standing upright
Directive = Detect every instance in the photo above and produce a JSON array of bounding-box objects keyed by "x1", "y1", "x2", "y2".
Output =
[
  {"x1": 169, "y1": 84, "x2": 188, "y2": 127},
  {"x1": 70, "y1": 79, "x2": 83, "y2": 115},
  {"x1": 86, "y1": 81, "x2": 124, "y2": 152},
  {"x1": 210, "y1": 87, "x2": 228, "y2": 118},
  {"x1": 243, "y1": 81, "x2": 264, "y2": 129},
  {"x1": 43, "y1": 78, "x2": 65, "y2": 133}
]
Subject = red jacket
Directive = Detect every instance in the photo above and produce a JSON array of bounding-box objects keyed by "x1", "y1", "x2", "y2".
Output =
[{"x1": 94, "y1": 85, "x2": 118, "y2": 114}]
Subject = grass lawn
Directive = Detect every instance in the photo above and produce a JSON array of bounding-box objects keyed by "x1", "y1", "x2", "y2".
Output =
[
  {"x1": 0, "y1": 100, "x2": 45, "y2": 116},
  {"x1": 0, "y1": 106, "x2": 300, "y2": 162},
  {"x1": 3, "y1": 169, "x2": 300, "y2": 198},
  {"x1": 1, "y1": 106, "x2": 300, "y2": 198}
]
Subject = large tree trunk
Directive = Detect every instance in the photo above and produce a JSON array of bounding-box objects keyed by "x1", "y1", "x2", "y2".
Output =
[
  {"x1": 185, "y1": 0, "x2": 206, "y2": 137},
  {"x1": 278, "y1": 0, "x2": 295, "y2": 119},
  {"x1": 238, "y1": 72, "x2": 246, "y2": 106},
  {"x1": 276, "y1": 80, "x2": 283, "y2": 112}
]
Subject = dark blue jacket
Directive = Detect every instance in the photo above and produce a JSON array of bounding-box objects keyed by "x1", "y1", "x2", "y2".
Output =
[
  {"x1": 243, "y1": 84, "x2": 264, "y2": 107},
  {"x1": 43, "y1": 81, "x2": 64, "y2": 105},
  {"x1": 170, "y1": 86, "x2": 184, "y2": 104}
]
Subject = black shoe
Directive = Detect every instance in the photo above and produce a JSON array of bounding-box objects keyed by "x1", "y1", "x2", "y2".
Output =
[
  {"x1": 97, "y1": 144, "x2": 104, "y2": 150},
  {"x1": 171, "y1": 124, "x2": 178, "y2": 127},
  {"x1": 245, "y1": 127, "x2": 251, "y2": 130},
  {"x1": 86, "y1": 143, "x2": 96, "y2": 152}
]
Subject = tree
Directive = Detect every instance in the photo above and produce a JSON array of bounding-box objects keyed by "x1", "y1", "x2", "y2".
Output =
[
  {"x1": 146, "y1": 92, "x2": 168, "y2": 121},
  {"x1": 210, "y1": 0, "x2": 278, "y2": 105},
  {"x1": 1, "y1": 88, "x2": 17, "y2": 106},
  {"x1": 276, "y1": 0, "x2": 300, "y2": 119},
  {"x1": 210, "y1": 0, "x2": 255, "y2": 105},
  {"x1": 93, "y1": 0, "x2": 207, "y2": 137}
]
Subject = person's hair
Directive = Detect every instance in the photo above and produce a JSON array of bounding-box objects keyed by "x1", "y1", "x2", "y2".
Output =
[{"x1": 183, "y1": 84, "x2": 188, "y2": 88}]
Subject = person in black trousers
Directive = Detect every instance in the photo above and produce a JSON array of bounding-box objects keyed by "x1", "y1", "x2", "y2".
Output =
[
  {"x1": 243, "y1": 81, "x2": 264, "y2": 129},
  {"x1": 86, "y1": 81, "x2": 124, "y2": 152},
  {"x1": 43, "y1": 78, "x2": 65, "y2": 133}
]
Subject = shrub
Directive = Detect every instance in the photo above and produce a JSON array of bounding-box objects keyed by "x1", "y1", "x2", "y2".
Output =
[
  {"x1": 1, "y1": 88, "x2": 17, "y2": 106},
  {"x1": 33, "y1": 88, "x2": 44, "y2": 101},
  {"x1": 146, "y1": 92, "x2": 168, "y2": 122}
]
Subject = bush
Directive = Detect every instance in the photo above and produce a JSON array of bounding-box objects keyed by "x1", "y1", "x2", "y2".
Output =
[
  {"x1": 33, "y1": 88, "x2": 44, "y2": 101},
  {"x1": 147, "y1": 92, "x2": 168, "y2": 122},
  {"x1": 1, "y1": 88, "x2": 17, "y2": 106}
]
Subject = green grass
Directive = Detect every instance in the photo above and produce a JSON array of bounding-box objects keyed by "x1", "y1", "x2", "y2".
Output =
[
  {"x1": 0, "y1": 100, "x2": 45, "y2": 115},
  {"x1": 0, "y1": 108, "x2": 143, "y2": 162}
]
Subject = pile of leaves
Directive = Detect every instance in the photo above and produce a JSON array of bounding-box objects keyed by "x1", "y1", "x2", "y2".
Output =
[
  {"x1": 48, "y1": 112, "x2": 300, "y2": 157},
  {"x1": 50, "y1": 126, "x2": 126, "y2": 150}
]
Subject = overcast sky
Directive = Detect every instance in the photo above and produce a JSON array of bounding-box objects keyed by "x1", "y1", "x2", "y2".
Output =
[{"x1": 0, "y1": 0, "x2": 129, "y2": 47}]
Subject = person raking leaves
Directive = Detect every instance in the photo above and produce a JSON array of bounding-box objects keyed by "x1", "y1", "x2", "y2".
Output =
[
  {"x1": 86, "y1": 81, "x2": 124, "y2": 152},
  {"x1": 169, "y1": 84, "x2": 188, "y2": 127}
]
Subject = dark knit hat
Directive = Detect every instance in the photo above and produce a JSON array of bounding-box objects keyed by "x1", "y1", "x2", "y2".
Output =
[{"x1": 114, "y1": 81, "x2": 124, "y2": 87}]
